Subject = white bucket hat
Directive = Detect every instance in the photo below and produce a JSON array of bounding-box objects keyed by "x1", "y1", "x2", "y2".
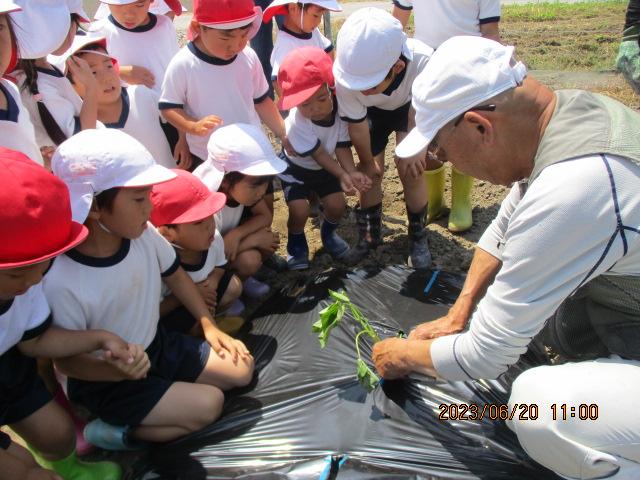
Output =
[
  {"x1": 52, "y1": 129, "x2": 177, "y2": 223},
  {"x1": 48, "y1": 34, "x2": 114, "y2": 72},
  {"x1": 94, "y1": 0, "x2": 186, "y2": 20},
  {"x1": 193, "y1": 123, "x2": 287, "y2": 192},
  {"x1": 262, "y1": 0, "x2": 341, "y2": 23},
  {"x1": 333, "y1": 8, "x2": 411, "y2": 91},
  {"x1": 0, "y1": 0, "x2": 21, "y2": 14},
  {"x1": 395, "y1": 36, "x2": 528, "y2": 159},
  {"x1": 10, "y1": 0, "x2": 71, "y2": 59}
]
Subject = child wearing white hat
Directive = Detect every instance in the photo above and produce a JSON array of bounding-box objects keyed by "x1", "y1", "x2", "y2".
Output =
[
  {"x1": 94, "y1": 0, "x2": 186, "y2": 23},
  {"x1": 262, "y1": 0, "x2": 341, "y2": 89},
  {"x1": 332, "y1": 8, "x2": 434, "y2": 269},
  {"x1": 193, "y1": 123, "x2": 287, "y2": 298},
  {"x1": 88, "y1": 0, "x2": 179, "y2": 94},
  {"x1": 43, "y1": 129, "x2": 254, "y2": 449},
  {"x1": 160, "y1": 0, "x2": 287, "y2": 168},
  {"x1": 393, "y1": 0, "x2": 501, "y2": 233},
  {"x1": 16, "y1": 1, "x2": 99, "y2": 166},
  {"x1": 67, "y1": 35, "x2": 186, "y2": 170}
]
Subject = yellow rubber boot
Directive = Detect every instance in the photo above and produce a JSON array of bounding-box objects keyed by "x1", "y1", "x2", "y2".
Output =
[
  {"x1": 423, "y1": 165, "x2": 446, "y2": 223},
  {"x1": 448, "y1": 168, "x2": 474, "y2": 232},
  {"x1": 32, "y1": 449, "x2": 122, "y2": 480}
]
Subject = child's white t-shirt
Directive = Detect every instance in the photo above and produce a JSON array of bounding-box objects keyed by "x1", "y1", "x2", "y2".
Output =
[
  {"x1": 284, "y1": 100, "x2": 351, "y2": 171},
  {"x1": 0, "y1": 78, "x2": 44, "y2": 165},
  {"x1": 393, "y1": 0, "x2": 501, "y2": 49},
  {"x1": 18, "y1": 66, "x2": 83, "y2": 148},
  {"x1": 104, "y1": 85, "x2": 175, "y2": 169},
  {"x1": 43, "y1": 225, "x2": 179, "y2": 351},
  {"x1": 213, "y1": 204, "x2": 246, "y2": 237},
  {"x1": 0, "y1": 284, "x2": 51, "y2": 356},
  {"x1": 336, "y1": 38, "x2": 433, "y2": 122},
  {"x1": 89, "y1": 13, "x2": 179, "y2": 94},
  {"x1": 270, "y1": 26, "x2": 333, "y2": 80},
  {"x1": 161, "y1": 229, "x2": 226, "y2": 298},
  {"x1": 159, "y1": 43, "x2": 269, "y2": 160}
]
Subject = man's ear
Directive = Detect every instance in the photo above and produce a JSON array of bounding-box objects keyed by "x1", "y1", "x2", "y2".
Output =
[
  {"x1": 464, "y1": 111, "x2": 494, "y2": 145},
  {"x1": 392, "y1": 59, "x2": 407, "y2": 75}
]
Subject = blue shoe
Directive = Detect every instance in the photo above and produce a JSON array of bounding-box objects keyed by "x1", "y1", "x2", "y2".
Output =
[
  {"x1": 321, "y1": 220, "x2": 351, "y2": 260},
  {"x1": 84, "y1": 419, "x2": 143, "y2": 451},
  {"x1": 287, "y1": 252, "x2": 310, "y2": 270},
  {"x1": 243, "y1": 276, "x2": 270, "y2": 299}
]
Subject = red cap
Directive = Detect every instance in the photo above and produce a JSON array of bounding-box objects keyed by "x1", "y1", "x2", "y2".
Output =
[
  {"x1": 150, "y1": 169, "x2": 227, "y2": 226},
  {"x1": 163, "y1": 0, "x2": 183, "y2": 16},
  {"x1": 277, "y1": 46, "x2": 335, "y2": 110},
  {"x1": 189, "y1": 0, "x2": 261, "y2": 40},
  {"x1": 0, "y1": 148, "x2": 88, "y2": 269}
]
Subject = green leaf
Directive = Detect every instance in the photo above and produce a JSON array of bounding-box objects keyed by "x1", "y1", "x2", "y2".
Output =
[
  {"x1": 356, "y1": 358, "x2": 380, "y2": 391},
  {"x1": 312, "y1": 301, "x2": 345, "y2": 348},
  {"x1": 328, "y1": 289, "x2": 350, "y2": 303}
]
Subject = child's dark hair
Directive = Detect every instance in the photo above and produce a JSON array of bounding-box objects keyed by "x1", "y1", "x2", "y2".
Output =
[
  {"x1": 218, "y1": 171, "x2": 273, "y2": 193},
  {"x1": 95, "y1": 187, "x2": 120, "y2": 213},
  {"x1": 17, "y1": 14, "x2": 83, "y2": 146}
]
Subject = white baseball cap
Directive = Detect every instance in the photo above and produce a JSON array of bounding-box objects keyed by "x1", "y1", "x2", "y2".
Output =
[
  {"x1": 10, "y1": 0, "x2": 71, "y2": 59},
  {"x1": 262, "y1": 0, "x2": 342, "y2": 23},
  {"x1": 0, "y1": 0, "x2": 21, "y2": 14},
  {"x1": 94, "y1": 0, "x2": 187, "y2": 19},
  {"x1": 193, "y1": 123, "x2": 287, "y2": 192},
  {"x1": 52, "y1": 129, "x2": 177, "y2": 223},
  {"x1": 333, "y1": 8, "x2": 411, "y2": 91},
  {"x1": 396, "y1": 36, "x2": 528, "y2": 159}
]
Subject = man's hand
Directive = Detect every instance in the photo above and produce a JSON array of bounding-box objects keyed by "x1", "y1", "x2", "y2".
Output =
[
  {"x1": 119, "y1": 65, "x2": 155, "y2": 88},
  {"x1": 396, "y1": 154, "x2": 427, "y2": 179},
  {"x1": 372, "y1": 338, "x2": 436, "y2": 379},
  {"x1": 191, "y1": 115, "x2": 223, "y2": 136},
  {"x1": 196, "y1": 278, "x2": 217, "y2": 309},
  {"x1": 408, "y1": 314, "x2": 466, "y2": 340},
  {"x1": 205, "y1": 328, "x2": 252, "y2": 363},
  {"x1": 104, "y1": 344, "x2": 150, "y2": 380}
]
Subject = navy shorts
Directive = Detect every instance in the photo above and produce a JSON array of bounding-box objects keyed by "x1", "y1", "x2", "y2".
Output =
[
  {"x1": 280, "y1": 160, "x2": 343, "y2": 203},
  {"x1": 367, "y1": 101, "x2": 411, "y2": 157},
  {"x1": 68, "y1": 326, "x2": 210, "y2": 426},
  {"x1": 0, "y1": 347, "x2": 52, "y2": 426},
  {"x1": 161, "y1": 270, "x2": 235, "y2": 334}
]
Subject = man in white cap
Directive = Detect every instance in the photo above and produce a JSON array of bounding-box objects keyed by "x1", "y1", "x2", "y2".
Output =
[
  {"x1": 333, "y1": 8, "x2": 434, "y2": 269},
  {"x1": 372, "y1": 35, "x2": 640, "y2": 479}
]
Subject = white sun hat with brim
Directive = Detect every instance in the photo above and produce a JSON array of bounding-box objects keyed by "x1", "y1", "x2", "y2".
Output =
[
  {"x1": 94, "y1": 0, "x2": 186, "y2": 20},
  {"x1": 0, "y1": 0, "x2": 21, "y2": 14},
  {"x1": 52, "y1": 129, "x2": 177, "y2": 223},
  {"x1": 48, "y1": 34, "x2": 114, "y2": 72},
  {"x1": 10, "y1": 0, "x2": 71, "y2": 59},
  {"x1": 262, "y1": 0, "x2": 341, "y2": 23},
  {"x1": 333, "y1": 8, "x2": 411, "y2": 91},
  {"x1": 193, "y1": 123, "x2": 287, "y2": 192},
  {"x1": 395, "y1": 36, "x2": 528, "y2": 159}
]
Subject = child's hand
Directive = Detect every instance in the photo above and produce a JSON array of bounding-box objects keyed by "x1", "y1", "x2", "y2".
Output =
[
  {"x1": 205, "y1": 328, "x2": 252, "y2": 363},
  {"x1": 119, "y1": 65, "x2": 155, "y2": 88},
  {"x1": 99, "y1": 332, "x2": 134, "y2": 364},
  {"x1": 350, "y1": 171, "x2": 372, "y2": 193},
  {"x1": 173, "y1": 134, "x2": 192, "y2": 170},
  {"x1": 191, "y1": 115, "x2": 223, "y2": 137},
  {"x1": 66, "y1": 56, "x2": 98, "y2": 92},
  {"x1": 255, "y1": 228, "x2": 279, "y2": 255},
  {"x1": 281, "y1": 135, "x2": 297, "y2": 158},
  {"x1": 223, "y1": 230, "x2": 243, "y2": 261},
  {"x1": 40, "y1": 146, "x2": 55, "y2": 170},
  {"x1": 105, "y1": 344, "x2": 150, "y2": 380},
  {"x1": 339, "y1": 172, "x2": 358, "y2": 196},
  {"x1": 196, "y1": 278, "x2": 217, "y2": 309}
]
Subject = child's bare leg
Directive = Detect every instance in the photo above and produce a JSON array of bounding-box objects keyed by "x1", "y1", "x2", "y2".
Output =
[
  {"x1": 132, "y1": 382, "x2": 224, "y2": 443},
  {"x1": 229, "y1": 249, "x2": 263, "y2": 279},
  {"x1": 9, "y1": 401, "x2": 74, "y2": 460},
  {"x1": 218, "y1": 274, "x2": 242, "y2": 310},
  {"x1": 287, "y1": 199, "x2": 309, "y2": 233},
  {"x1": 195, "y1": 343, "x2": 254, "y2": 390},
  {"x1": 321, "y1": 193, "x2": 346, "y2": 223},
  {"x1": 5, "y1": 440, "x2": 39, "y2": 467}
]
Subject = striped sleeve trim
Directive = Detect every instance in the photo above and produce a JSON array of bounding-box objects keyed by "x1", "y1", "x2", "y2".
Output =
[
  {"x1": 340, "y1": 115, "x2": 367, "y2": 123},
  {"x1": 20, "y1": 314, "x2": 53, "y2": 342},
  {"x1": 253, "y1": 91, "x2": 270, "y2": 104},
  {"x1": 392, "y1": 0, "x2": 412, "y2": 10},
  {"x1": 161, "y1": 256, "x2": 181, "y2": 277},
  {"x1": 479, "y1": 16, "x2": 500, "y2": 24},
  {"x1": 336, "y1": 141, "x2": 352, "y2": 149},
  {"x1": 158, "y1": 102, "x2": 184, "y2": 110}
]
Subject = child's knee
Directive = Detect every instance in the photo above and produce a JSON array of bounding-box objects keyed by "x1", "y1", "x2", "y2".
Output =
[
  {"x1": 220, "y1": 275, "x2": 242, "y2": 306},
  {"x1": 188, "y1": 387, "x2": 224, "y2": 431},
  {"x1": 233, "y1": 356, "x2": 255, "y2": 388},
  {"x1": 234, "y1": 250, "x2": 262, "y2": 277},
  {"x1": 321, "y1": 193, "x2": 346, "y2": 219}
]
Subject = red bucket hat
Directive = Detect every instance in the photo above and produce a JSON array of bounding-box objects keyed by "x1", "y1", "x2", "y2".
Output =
[
  {"x1": 277, "y1": 46, "x2": 335, "y2": 110},
  {"x1": 188, "y1": 0, "x2": 262, "y2": 41},
  {"x1": 0, "y1": 148, "x2": 88, "y2": 269},
  {"x1": 150, "y1": 169, "x2": 227, "y2": 227}
]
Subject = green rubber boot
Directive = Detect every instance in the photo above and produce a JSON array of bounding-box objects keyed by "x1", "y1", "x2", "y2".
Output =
[
  {"x1": 33, "y1": 449, "x2": 122, "y2": 480},
  {"x1": 448, "y1": 168, "x2": 474, "y2": 233},
  {"x1": 423, "y1": 165, "x2": 446, "y2": 223}
]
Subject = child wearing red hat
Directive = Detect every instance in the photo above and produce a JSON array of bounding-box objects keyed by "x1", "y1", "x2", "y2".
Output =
[
  {"x1": 0, "y1": 147, "x2": 137, "y2": 480},
  {"x1": 150, "y1": 170, "x2": 244, "y2": 334},
  {"x1": 159, "y1": 0, "x2": 287, "y2": 169},
  {"x1": 263, "y1": 0, "x2": 341, "y2": 91},
  {"x1": 277, "y1": 46, "x2": 370, "y2": 269},
  {"x1": 43, "y1": 129, "x2": 253, "y2": 450}
]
